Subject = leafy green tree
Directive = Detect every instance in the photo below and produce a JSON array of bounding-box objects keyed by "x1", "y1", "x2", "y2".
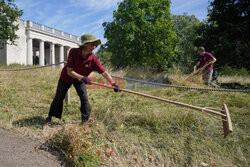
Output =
[
  {"x1": 103, "y1": 0, "x2": 178, "y2": 71},
  {"x1": 172, "y1": 13, "x2": 201, "y2": 72},
  {"x1": 0, "y1": 0, "x2": 23, "y2": 45},
  {"x1": 96, "y1": 45, "x2": 112, "y2": 66},
  {"x1": 195, "y1": 0, "x2": 250, "y2": 70}
]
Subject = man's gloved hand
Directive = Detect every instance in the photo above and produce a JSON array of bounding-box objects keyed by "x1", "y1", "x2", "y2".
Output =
[
  {"x1": 193, "y1": 66, "x2": 197, "y2": 72},
  {"x1": 81, "y1": 77, "x2": 93, "y2": 85},
  {"x1": 112, "y1": 83, "x2": 121, "y2": 92},
  {"x1": 211, "y1": 60, "x2": 216, "y2": 64}
]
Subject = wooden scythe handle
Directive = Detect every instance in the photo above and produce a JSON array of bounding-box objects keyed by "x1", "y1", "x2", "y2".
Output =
[
  {"x1": 92, "y1": 82, "x2": 226, "y2": 118},
  {"x1": 186, "y1": 61, "x2": 214, "y2": 81}
]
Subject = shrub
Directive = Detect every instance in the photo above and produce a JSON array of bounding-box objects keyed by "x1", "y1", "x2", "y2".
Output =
[{"x1": 219, "y1": 65, "x2": 249, "y2": 76}]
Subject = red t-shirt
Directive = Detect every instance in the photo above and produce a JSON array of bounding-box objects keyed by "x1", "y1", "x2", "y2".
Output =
[
  {"x1": 199, "y1": 52, "x2": 215, "y2": 71},
  {"x1": 60, "y1": 48, "x2": 105, "y2": 83}
]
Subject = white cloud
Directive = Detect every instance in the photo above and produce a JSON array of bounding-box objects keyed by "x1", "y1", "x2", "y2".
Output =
[
  {"x1": 16, "y1": 0, "x2": 41, "y2": 10},
  {"x1": 71, "y1": 14, "x2": 111, "y2": 38},
  {"x1": 16, "y1": 0, "x2": 119, "y2": 34},
  {"x1": 77, "y1": 14, "x2": 110, "y2": 30},
  {"x1": 69, "y1": 0, "x2": 121, "y2": 11},
  {"x1": 16, "y1": 0, "x2": 41, "y2": 19},
  {"x1": 42, "y1": 9, "x2": 104, "y2": 36},
  {"x1": 56, "y1": 10, "x2": 98, "y2": 28}
]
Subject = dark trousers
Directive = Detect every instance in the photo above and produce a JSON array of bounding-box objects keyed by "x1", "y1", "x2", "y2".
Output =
[{"x1": 49, "y1": 79, "x2": 91, "y2": 121}]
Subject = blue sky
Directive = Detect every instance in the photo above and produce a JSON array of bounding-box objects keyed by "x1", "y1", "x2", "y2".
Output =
[{"x1": 16, "y1": 0, "x2": 210, "y2": 43}]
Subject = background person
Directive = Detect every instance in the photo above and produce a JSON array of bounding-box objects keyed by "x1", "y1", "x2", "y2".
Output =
[
  {"x1": 194, "y1": 47, "x2": 217, "y2": 86},
  {"x1": 46, "y1": 34, "x2": 120, "y2": 123}
]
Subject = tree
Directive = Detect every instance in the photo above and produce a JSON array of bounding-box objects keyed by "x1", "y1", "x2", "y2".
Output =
[
  {"x1": 195, "y1": 0, "x2": 250, "y2": 70},
  {"x1": 172, "y1": 13, "x2": 201, "y2": 72},
  {"x1": 0, "y1": 0, "x2": 23, "y2": 45},
  {"x1": 103, "y1": 0, "x2": 178, "y2": 71},
  {"x1": 96, "y1": 45, "x2": 112, "y2": 66}
]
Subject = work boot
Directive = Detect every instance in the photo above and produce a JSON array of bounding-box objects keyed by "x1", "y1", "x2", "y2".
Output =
[
  {"x1": 81, "y1": 119, "x2": 88, "y2": 124},
  {"x1": 81, "y1": 117, "x2": 89, "y2": 125},
  {"x1": 46, "y1": 116, "x2": 52, "y2": 123}
]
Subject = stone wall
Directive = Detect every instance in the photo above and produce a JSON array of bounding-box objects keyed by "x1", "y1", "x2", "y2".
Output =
[
  {"x1": 6, "y1": 25, "x2": 27, "y2": 65},
  {"x1": 0, "y1": 42, "x2": 7, "y2": 64}
]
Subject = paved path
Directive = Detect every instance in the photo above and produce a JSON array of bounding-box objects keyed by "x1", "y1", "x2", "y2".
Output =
[{"x1": 0, "y1": 128, "x2": 66, "y2": 167}]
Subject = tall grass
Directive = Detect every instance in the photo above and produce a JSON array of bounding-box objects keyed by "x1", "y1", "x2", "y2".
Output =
[{"x1": 0, "y1": 64, "x2": 249, "y2": 166}]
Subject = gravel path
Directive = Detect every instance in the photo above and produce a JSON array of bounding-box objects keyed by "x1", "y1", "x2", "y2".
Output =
[{"x1": 0, "y1": 128, "x2": 66, "y2": 167}]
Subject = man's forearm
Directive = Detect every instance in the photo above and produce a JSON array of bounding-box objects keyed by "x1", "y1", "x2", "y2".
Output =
[
  {"x1": 195, "y1": 61, "x2": 200, "y2": 67},
  {"x1": 67, "y1": 68, "x2": 83, "y2": 81},
  {"x1": 69, "y1": 71, "x2": 83, "y2": 81},
  {"x1": 102, "y1": 71, "x2": 115, "y2": 85}
]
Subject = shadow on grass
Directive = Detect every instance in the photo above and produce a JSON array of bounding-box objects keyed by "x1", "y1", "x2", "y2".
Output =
[
  {"x1": 39, "y1": 140, "x2": 73, "y2": 167},
  {"x1": 220, "y1": 83, "x2": 250, "y2": 90},
  {"x1": 12, "y1": 116, "x2": 62, "y2": 129}
]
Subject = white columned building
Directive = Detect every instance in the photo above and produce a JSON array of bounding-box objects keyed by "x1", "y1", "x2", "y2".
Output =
[
  {"x1": 27, "y1": 38, "x2": 33, "y2": 65},
  {"x1": 39, "y1": 40, "x2": 45, "y2": 66},
  {"x1": 50, "y1": 43, "x2": 55, "y2": 64},
  {"x1": 59, "y1": 45, "x2": 64, "y2": 68},
  {"x1": 0, "y1": 19, "x2": 81, "y2": 65}
]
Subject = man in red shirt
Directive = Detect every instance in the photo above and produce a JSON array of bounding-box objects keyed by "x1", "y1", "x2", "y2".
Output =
[
  {"x1": 194, "y1": 47, "x2": 217, "y2": 86},
  {"x1": 46, "y1": 34, "x2": 120, "y2": 123}
]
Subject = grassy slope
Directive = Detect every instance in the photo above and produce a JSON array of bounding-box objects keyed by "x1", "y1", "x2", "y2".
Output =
[{"x1": 0, "y1": 65, "x2": 249, "y2": 167}]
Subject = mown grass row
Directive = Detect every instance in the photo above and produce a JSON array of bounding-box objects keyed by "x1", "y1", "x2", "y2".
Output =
[{"x1": 0, "y1": 65, "x2": 249, "y2": 166}]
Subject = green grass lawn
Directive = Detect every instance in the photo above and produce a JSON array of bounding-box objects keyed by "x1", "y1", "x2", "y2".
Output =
[{"x1": 0, "y1": 65, "x2": 249, "y2": 166}]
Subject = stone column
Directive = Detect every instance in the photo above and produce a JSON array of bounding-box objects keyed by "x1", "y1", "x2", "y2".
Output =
[
  {"x1": 59, "y1": 45, "x2": 64, "y2": 68},
  {"x1": 66, "y1": 47, "x2": 71, "y2": 61},
  {"x1": 67, "y1": 48, "x2": 71, "y2": 56},
  {"x1": 27, "y1": 38, "x2": 33, "y2": 65},
  {"x1": 39, "y1": 40, "x2": 45, "y2": 66},
  {"x1": 50, "y1": 43, "x2": 55, "y2": 65}
]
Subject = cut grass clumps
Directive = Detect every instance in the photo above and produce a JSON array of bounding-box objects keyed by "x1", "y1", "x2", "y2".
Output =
[{"x1": 49, "y1": 124, "x2": 102, "y2": 167}]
